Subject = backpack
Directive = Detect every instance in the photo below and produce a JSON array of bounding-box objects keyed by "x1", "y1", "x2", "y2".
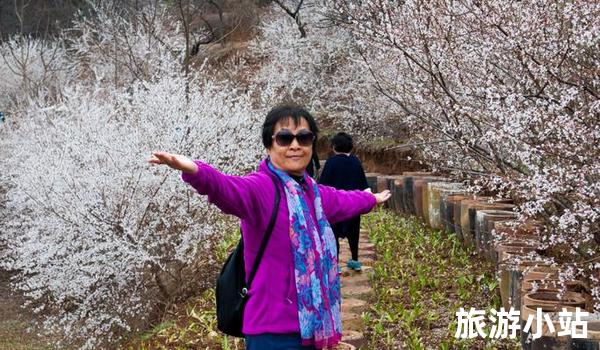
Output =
[{"x1": 216, "y1": 175, "x2": 280, "y2": 337}]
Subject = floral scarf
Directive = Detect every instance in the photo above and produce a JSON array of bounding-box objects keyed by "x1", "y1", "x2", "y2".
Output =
[{"x1": 268, "y1": 160, "x2": 342, "y2": 348}]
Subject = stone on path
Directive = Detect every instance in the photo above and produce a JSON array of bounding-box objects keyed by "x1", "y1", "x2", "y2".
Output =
[
  {"x1": 341, "y1": 298, "x2": 367, "y2": 313},
  {"x1": 341, "y1": 274, "x2": 370, "y2": 287},
  {"x1": 334, "y1": 341, "x2": 356, "y2": 350},
  {"x1": 338, "y1": 229, "x2": 377, "y2": 349},
  {"x1": 342, "y1": 330, "x2": 364, "y2": 342},
  {"x1": 360, "y1": 242, "x2": 375, "y2": 250},
  {"x1": 342, "y1": 284, "x2": 372, "y2": 297}
]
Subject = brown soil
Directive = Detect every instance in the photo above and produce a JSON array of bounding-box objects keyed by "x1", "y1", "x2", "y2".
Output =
[
  {"x1": 0, "y1": 184, "x2": 57, "y2": 349},
  {"x1": 0, "y1": 270, "x2": 55, "y2": 350}
]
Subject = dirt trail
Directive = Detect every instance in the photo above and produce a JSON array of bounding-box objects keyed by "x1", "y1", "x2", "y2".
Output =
[
  {"x1": 334, "y1": 228, "x2": 379, "y2": 350},
  {"x1": 0, "y1": 270, "x2": 55, "y2": 350}
]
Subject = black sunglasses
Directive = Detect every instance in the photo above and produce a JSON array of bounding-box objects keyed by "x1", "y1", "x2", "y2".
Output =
[{"x1": 272, "y1": 129, "x2": 315, "y2": 147}]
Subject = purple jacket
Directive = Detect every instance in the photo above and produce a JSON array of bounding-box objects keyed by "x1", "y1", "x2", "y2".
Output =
[{"x1": 182, "y1": 159, "x2": 376, "y2": 335}]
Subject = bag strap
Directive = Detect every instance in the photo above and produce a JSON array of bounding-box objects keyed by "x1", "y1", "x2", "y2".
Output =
[{"x1": 246, "y1": 175, "x2": 280, "y2": 289}]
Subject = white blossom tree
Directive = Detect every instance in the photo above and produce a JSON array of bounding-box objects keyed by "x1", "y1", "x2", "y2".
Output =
[
  {"x1": 242, "y1": 2, "x2": 405, "y2": 143},
  {"x1": 330, "y1": 0, "x2": 600, "y2": 309},
  {"x1": 1, "y1": 2, "x2": 264, "y2": 348}
]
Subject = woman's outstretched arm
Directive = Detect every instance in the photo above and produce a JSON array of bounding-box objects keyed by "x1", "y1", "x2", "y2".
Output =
[
  {"x1": 148, "y1": 151, "x2": 260, "y2": 219},
  {"x1": 149, "y1": 151, "x2": 199, "y2": 173},
  {"x1": 319, "y1": 185, "x2": 391, "y2": 224}
]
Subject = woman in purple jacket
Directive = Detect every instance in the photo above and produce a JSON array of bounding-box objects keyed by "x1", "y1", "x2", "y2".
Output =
[{"x1": 148, "y1": 105, "x2": 390, "y2": 349}]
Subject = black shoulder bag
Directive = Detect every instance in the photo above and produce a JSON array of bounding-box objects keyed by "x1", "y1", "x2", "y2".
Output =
[{"x1": 216, "y1": 175, "x2": 280, "y2": 337}]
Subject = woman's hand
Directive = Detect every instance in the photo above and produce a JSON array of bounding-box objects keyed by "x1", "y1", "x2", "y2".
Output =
[
  {"x1": 148, "y1": 151, "x2": 198, "y2": 174},
  {"x1": 373, "y1": 190, "x2": 391, "y2": 205},
  {"x1": 363, "y1": 187, "x2": 391, "y2": 205}
]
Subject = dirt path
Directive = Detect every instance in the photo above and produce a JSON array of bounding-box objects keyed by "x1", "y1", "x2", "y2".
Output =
[
  {"x1": 335, "y1": 229, "x2": 377, "y2": 350},
  {"x1": 0, "y1": 187, "x2": 55, "y2": 349},
  {"x1": 0, "y1": 270, "x2": 54, "y2": 350}
]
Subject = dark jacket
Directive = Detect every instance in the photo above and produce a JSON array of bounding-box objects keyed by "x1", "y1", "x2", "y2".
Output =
[{"x1": 318, "y1": 154, "x2": 368, "y2": 191}]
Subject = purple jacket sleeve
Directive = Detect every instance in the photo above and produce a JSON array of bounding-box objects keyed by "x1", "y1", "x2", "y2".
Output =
[
  {"x1": 181, "y1": 160, "x2": 259, "y2": 219},
  {"x1": 318, "y1": 184, "x2": 377, "y2": 224}
]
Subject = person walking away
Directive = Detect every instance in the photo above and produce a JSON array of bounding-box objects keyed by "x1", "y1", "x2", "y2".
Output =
[{"x1": 318, "y1": 132, "x2": 369, "y2": 272}]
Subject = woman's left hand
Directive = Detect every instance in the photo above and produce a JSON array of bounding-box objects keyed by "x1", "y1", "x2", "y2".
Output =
[{"x1": 373, "y1": 190, "x2": 391, "y2": 204}]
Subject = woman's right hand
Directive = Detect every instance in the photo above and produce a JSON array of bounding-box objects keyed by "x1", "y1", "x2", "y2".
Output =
[{"x1": 148, "y1": 151, "x2": 198, "y2": 174}]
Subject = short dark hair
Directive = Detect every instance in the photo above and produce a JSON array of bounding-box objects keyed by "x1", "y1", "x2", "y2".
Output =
[
  {"x1": 262, "y1": 104, "x2": 319, "y2": 149},
  {"x1": 331, "y1": 132, "x2": 353, "y2": 153}
]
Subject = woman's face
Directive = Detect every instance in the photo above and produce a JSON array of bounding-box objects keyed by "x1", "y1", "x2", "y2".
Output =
[{"x1": 267, "y1": 117, "x2": 313, "y2": 176}]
